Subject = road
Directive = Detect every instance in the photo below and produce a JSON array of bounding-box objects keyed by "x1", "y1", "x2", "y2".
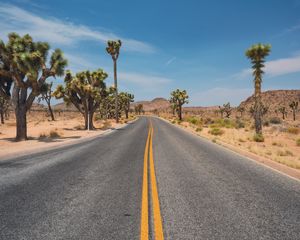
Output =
[{"x1": 0, "y1": 117, "x2": 299, "y2": 240}]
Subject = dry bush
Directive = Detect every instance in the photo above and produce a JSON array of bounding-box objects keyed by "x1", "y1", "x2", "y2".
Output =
[
  {"x1": 296, "y1": 139, "x2": 300, "y2": 146},
  {"x1": 287, "y1": 127, "x2": 299, "y2": 135},
  {"x1": 49, "y1": 130, "x2": 61, "y2": 138},
  {"x1": 253, "y1": 133, "x2": 264, "y2": 142},
  {"x1": 277, "y1": 150, "x2": 294, "y2": 157},
  {"x1": 209, "y1": 128, "x2": 224, "y2": 136}
]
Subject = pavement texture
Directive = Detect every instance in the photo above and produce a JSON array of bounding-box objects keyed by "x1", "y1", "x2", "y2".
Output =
[{"x1": 0, "y1": 116, "x2": 299, "y2": 240}]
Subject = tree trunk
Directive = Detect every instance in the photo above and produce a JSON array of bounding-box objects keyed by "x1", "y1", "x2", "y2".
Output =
[
  {"x1": 15, "y1": 103, "x2": 27, "y2": 141},
  {"x1": 178, "y1": 105, "x2": 182, "y2": 121},
  {"x1": 113, "y1": 60, "x2": 119, "y2": 123},
  {"x1": 125, "y1": 110, "x2": 129, "y2": 119},
  {"x1": 13, "y1": 86, "x2": 28, "y2": 141},
  {"x1": 253, "y1": 79, "x2": 262, "y2": 134},
  {"x1": 84, "y1": 111, "x2": 94, "y2": 130},
  {"x1": 47, "y1": 101, "x2": 55, "y2": 121},
  {"x1": 293, "y1": 111, "x2": 296, "y2": 121},
  {"x1": 0, "y1": 110, "x2": 4, "y2": 124}
]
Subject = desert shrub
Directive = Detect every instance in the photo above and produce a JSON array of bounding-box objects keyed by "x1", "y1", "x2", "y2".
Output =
[
  {"x1": 171, "y1": 120, "x2": 176, "y2": 124},
  {"x1": 196, "y1": 127, "x2": 203, "y2": 132},
  {"x1": 74, "y1": 125, "x2": 84, "y2": 130},
  {"x1": 269, "y1": 117, "x2": 281, "y2": 124},
  {"x1": 238, "y1": 138, "x2": 246, "y2": 142},
  {"x1": 272, "y1": 142, "x2": 283, "y2": 147},
  {"x1": 186, "y1": 116, "x2": 201, "y2": 125},
  {"x1": 39, "y1": 132, "x2": 47, "y2": 139},
  {"x1": 235, "y1": 119, "x2": 245, "y2": 129},
  {"x1": 49, "y1": 130, "x2": 61, "y2": 138},
  {"x1": 287, "y1": 127, "x2": 299, "y2": 135},
  {"x1": 212, "y1": 138, "x2": 217, "y2": 143},
  {"x1": 263, "y1": 120, "x2": 270, "y2": 127},
  {"x1": 296, "y1": 139, "x2": 300, "y2": 146},
  {"x1": 209, "y1": 128, "x2": 224, "y2": 136},
  {"x1": 204, "y1": 117, "x2": 214, "y2": 125},
  {"x1": 253, "y1": 133, "x2": 264, "y2": 142},
  {"x1": 277, "y1": 150, "x2": 294, "y2": 157}
]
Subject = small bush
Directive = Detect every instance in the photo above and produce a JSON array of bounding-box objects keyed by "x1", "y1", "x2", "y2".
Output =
[
  {"x1": 272, "y1": 142, "x2": 283, "y2": 147},
  {"x1": 238, "y1": 138, "x2": 246, "y2": 143},
  {"x1": 296, "y1": 139, "x2": 300, "y2": 146},
  {"x1": 39, "y1": 132, "x2": 47, "y2": 139},
  {"x1": 269, "y1": 117, "x2": 281, "y2": 124},
  {"x1": 196, "y1": 127, "x2": 203, "y2": 132},
  {"x1": 186, "y1": 116, "x2": 201, "y2": 125},
  {"x1": 277, "y1": 150, "x2": 294, "y2": 157},
  {"x1": 253, "y1": 133, "x2": 264, "y2": 142},
  {"x1": 263, "y1": 120, "x2": 270, "y2": 127},
  {"x1": 209, "y1": 128, "x2": 224, "y2": 136},
  {"x1": 171, "y1": 120, "x2": 176, "y2": 124},
  {"x1": 212, "y1": 138, "x2": 217, "y2": 143},
  {"x1": 204, "y1": 117, "x2": 214, "y2": 125},
  {"x1": 287, "y1": 127, "x2": 299, "y2": 135},
  {"x1": 49, "y1": 130, "x2": 60, "y2": 138},
  {"x1": 235, "y1": 119, "x2": 245, "y2": 129}
]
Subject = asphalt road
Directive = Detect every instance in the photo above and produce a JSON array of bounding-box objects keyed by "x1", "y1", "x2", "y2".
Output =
[{"x1": 0, "y1": 117, "x2": 299, "y2": 240}]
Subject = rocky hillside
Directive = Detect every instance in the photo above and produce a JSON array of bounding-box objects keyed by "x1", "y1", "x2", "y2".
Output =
[
  {"x1": 239, "y1": 90, "x2": 300, "y2": 112},
  {"x1": 132, "y1": 98, "x2": 170, "y2": 111}
]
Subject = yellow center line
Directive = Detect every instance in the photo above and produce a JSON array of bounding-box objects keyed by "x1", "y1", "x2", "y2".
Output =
[
  {"x1": 140, "y1": 119, "x2": 164, "y2": 240},
  {"x1": 140, "y1": 124, "x2": 151, "y2": 240},
  {"x1": 149, "y1": 120, "x2": 165, "y2": 240}
]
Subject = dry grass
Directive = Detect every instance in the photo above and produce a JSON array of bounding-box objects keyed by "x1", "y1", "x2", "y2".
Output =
[{"x1": 162, "y1": 113, "x2": 300, "y2": 170}]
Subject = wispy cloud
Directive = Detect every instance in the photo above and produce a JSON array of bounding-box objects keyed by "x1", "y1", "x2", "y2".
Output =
[
  {"x1": 0, "y1": 4, "x2": 156, "y2": 53},
  {"x1": 165, "y1": 57, "x2": 176, "y2": 66},
  {"x1": 232, "y1": 53, "x2": 300, "y2": 80}
]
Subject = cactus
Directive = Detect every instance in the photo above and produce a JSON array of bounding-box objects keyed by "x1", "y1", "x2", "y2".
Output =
[
  {"x1": 289, "y1": 101, "x2": 298, "y2": 121},
  {"x1": 278, "y1": 106, "x2": 288, "y2": 120},
  {"x1": 119, "y1": 92, "x2": 134, "y2": 119}
]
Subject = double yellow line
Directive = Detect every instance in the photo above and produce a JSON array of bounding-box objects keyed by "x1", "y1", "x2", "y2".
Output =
[{"x1": 140, "y1": 120, "x2": 164, "y2": 240}]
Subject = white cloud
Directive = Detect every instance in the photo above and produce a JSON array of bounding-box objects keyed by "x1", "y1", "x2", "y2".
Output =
[
  {"x1": 165, "y1": 57, "x2": 176, "y2": 66},
  {"x1": 233, "y1": 53, "x2": 300, "y2": 80},
  {"x1": 119, "y1": 72, "x2": 172, "y2": 88},
  {"x1": 0, "y1": 4, "x2": 156, "y2": 53},
  {"x1": 192, "y1": 88, "x2": 252, "y2": 106}
]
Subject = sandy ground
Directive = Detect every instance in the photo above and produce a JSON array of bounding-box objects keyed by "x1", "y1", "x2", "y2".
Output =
[
  {"x1": 0, "y1": 111, "x2": 133, "y2": 160},
  {"x1": 160, "y1": 114, "x2": 300, "y2": 180}
]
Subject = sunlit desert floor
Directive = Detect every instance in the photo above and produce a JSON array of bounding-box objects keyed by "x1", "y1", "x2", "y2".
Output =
[{"x1": 0, "y1": 111, "x2": 130, "y2": 159}]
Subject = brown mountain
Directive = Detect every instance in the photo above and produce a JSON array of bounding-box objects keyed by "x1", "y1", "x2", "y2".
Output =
[
  {"x1": 239, "y1": 90, "x2": 300, "y2": 112},
  {"x1": 132, "y1": 98, "x2": 170, "y2": 111}
]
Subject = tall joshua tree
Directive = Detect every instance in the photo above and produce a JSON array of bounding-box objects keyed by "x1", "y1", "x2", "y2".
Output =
[
  {"x1": 289, "y1": 101, "x2": 298, "y2": 121},
  {"x1": 53, "y1": 69, "x2": 108, "y2": 130},
  {"x1": 106, "y1": 40, "x2": 122, "y2": 123},
  {"x1": 0, "y1": 33, "x2": 67, "y2": 140},
  {"x1": 169, "y1": 89, "x2": 189, "y2": 121},
  {"x1": 246, "y1": 43, "x2": 271, "y2": 135}
]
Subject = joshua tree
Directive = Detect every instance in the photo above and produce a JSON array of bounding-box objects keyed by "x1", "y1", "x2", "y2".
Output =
[
  {"x1": 289, "y1": 101, "x2": 298, "y2": 121},
  {"x1": 278, "y1": 106, "x2": 288, "y2": 120},
  {"x1": 0, "y1": 96, "x2": 9, "y2": 124},
  {"x1": 237, "y1": 106, "x2": 245, "y2": 118},
  {"x1": 53, "y1": 69, "x2": 108, "y2": 130},
  {"x1": 246, "y1": 43, "x2": 271, "y2": 135},
  {"x1": 106, "y1": 40, "x2": 122, "y2": 123},
  {"x1": 119, "y1": 92, "x2": 134, "y2": 119},
  {"x1": 169, "y1": 89, "x2": 189, "y2": 121},
  {"x1": 38, "y1": 82, "x2": 55, "y2": 121},
  {"x1": 135, "y1": 104, "x2": 144, "y2": 115},
  {"x1": 0, "y1": 33, "x2": 67, "y2": 140},
  {"x1": 222, "y1": 102, "x2": 232, "y2": 118},
  {"x1": 218, "y1": 106, "x2": 225, "y2": 118}
]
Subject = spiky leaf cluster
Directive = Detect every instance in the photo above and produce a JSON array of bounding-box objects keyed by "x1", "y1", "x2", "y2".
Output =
[{"x1": 106, "y1": 40, "x2": 122, "y2": 61}]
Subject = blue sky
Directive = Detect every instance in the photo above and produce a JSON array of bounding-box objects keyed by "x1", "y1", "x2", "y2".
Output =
[{"x1": 0, "y1": 0, "x2": 300, "y2": 106}]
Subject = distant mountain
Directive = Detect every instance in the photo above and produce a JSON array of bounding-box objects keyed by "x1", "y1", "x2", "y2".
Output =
[
  {"x1": 239, "y1": 90, "x2": 300, "y2": 112},
  {"x1": 52, "y1": 102, "x2": 78, "y2": 111},
  {"x1": 132, "y1": 98, "x2": 170, "y2": 111}
]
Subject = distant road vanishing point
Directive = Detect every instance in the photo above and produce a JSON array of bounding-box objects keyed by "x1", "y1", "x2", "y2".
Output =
[{"x1": 0, "y1": 117, "x2": 299, "y2": 239}]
